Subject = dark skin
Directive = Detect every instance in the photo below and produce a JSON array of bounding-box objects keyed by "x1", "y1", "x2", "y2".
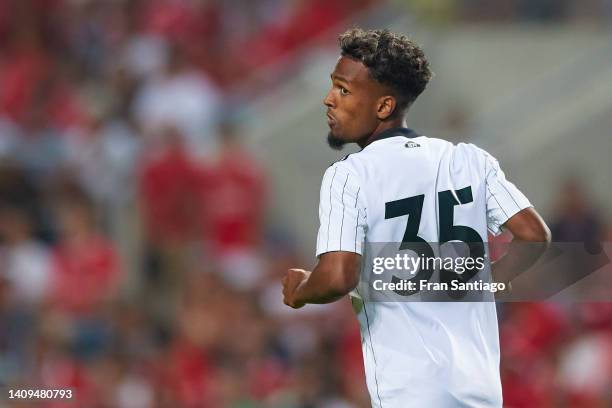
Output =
[
  {"x1": 491, "y1": 207, "x2": 551, "y2": 287},
  {"x1": 282, "y1": 56, "x2": 551, "y2": 308},
  {"x1": 324, "y1": 56, "x2": 403, "y2": 148}
]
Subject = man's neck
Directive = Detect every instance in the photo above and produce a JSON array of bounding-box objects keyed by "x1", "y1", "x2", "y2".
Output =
[{"x1": 358, "y1": 119, "x2": 407, "y2": 149}]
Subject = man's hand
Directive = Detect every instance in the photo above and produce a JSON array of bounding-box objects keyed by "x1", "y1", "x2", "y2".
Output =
[
  {"x1": 281, "y1": 252, "x2": 360, "y2": 307},
  {"x1": 282, "y1": 268, "x2": 311, "y2": 309}
]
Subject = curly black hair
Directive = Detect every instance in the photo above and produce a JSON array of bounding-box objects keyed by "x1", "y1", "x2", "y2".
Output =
[{"x1": 339, "y1": 28, "x2": 432, "y2": 111}]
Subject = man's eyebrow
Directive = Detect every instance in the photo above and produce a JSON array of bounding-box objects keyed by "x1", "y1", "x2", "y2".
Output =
[{"x1": 330, "y1": 73, "x2": 351, "y2": 83}]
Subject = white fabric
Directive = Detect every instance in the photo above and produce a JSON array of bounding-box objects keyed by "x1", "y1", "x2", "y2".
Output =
[{"x1": 315, "y1": 133, "x2": 531, "y2": 407}]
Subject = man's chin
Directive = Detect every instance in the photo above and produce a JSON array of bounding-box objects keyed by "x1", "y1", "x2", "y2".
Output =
[{"x1": 327, "y1": 132, "x2": 346, "y2": 151}]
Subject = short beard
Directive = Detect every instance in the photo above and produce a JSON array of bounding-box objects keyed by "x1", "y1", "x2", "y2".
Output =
[{"x1": 327, "y1": 132, "x2": 346, "y2": 150}]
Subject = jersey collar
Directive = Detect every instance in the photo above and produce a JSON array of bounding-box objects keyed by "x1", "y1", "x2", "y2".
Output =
[{"x1": 365, "y1": 127, "x2": 420, "y2": 148}]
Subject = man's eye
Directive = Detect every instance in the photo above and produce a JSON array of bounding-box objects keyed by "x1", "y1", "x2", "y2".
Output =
[{"x1": 340, "y1": 87, "x2": 349, "y2": 96}]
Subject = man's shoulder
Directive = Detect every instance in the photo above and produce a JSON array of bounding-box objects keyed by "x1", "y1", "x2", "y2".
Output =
[
  {"x1": 322, "y1": 152, "x2": 370, "y2": 190},
  {"x1": 326, "y1": 147, "x2": 364, "y2": 168},
  {"x1": 422, "y1": 136, "x2": 488, "y2": 154},
  {"x1": 437, "y1": 139, "x2": 498, "y2": 164},
  {"x1": 324, "y1": 138, "x2": 496, "y2": 178},
  {"x1": 326, "y1": 153, "x2": 358, "y2": 176}
]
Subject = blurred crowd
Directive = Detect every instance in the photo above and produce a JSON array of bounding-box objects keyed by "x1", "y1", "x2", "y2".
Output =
[
  {"x1": 498, "y1": 180, "x2": 612, "y2": 408},
  {"x1": 398, "y1": 0, "x2": 612, "y2": 24},
  {"x1": 0, "y1": 0, "x2": 611, "y2": 407},
  {"x1": 0, "y1": 0, "x2": 375, "y2": 406}
]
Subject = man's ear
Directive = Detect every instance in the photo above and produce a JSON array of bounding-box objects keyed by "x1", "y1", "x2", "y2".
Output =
[{"x1": 376, "y1": 95, "x2": 397, "y2": 120}]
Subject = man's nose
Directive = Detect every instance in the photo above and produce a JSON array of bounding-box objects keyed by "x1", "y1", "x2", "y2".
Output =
[{"x1": 323, "y1": 89, "x2": 334, "y2": 108}]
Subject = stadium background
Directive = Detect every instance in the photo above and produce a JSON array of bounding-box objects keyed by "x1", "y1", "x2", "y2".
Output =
[{"x1": 0, "y1": 0, "x2": 611, "y2": 406}]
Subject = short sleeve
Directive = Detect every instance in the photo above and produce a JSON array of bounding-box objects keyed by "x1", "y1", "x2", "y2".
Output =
[
  {"x1": 485, "y1": 154, "x2": 532, "y2": 236},
  {"x1": 316, "y1": 163, "x2": 367, "y2": 256}
]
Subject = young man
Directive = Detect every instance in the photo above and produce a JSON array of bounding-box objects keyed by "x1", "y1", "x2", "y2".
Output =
[{"x1": 282, "y1": 28, "x2": 550, "y2": 407}]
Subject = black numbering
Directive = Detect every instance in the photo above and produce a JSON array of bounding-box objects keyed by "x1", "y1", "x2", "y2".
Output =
[
  {"x1": 384, "y1": 195, "x2": 435, "y2": 296},
  {"x1": 384, "y1": 186, "x2": 485, "y2": 298}
]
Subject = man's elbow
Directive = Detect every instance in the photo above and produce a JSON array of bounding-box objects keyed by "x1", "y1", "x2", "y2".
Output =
[
  {"x1": 529, "y1": 223, "x2": 552, "y2": 244},
  {"x1": 315, "y1": 252, "x2": 362, "y2": 298},
  {"x1": 540, "y1": 224, "x2": 552, "y2": 244},
  {"x1": 518, "y1": 222, "x2": 552, "y2": 245},
  {"x1": 508, "y1": 208, "x2": 552, "y2": 244},
  {"x1": 328, "y1": 268, "x2": 360, "y2": 297}
]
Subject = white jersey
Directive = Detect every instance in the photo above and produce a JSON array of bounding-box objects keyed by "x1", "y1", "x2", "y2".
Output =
[{"x1": 315, "y1": 128, "x2": 531, "y2": 408}]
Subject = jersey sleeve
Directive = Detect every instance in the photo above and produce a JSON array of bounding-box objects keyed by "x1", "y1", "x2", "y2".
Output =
[
  {"x1": 316, "y1": 162, "x2": 367, "y2": 256},
  {"x1": 484, "y1": 154, "x2": 532, "y2": 235}
]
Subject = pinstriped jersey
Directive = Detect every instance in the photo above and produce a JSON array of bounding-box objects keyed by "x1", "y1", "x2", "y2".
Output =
[{"x1": 315, "y1": 128, "x2": 531, "y2": 408}]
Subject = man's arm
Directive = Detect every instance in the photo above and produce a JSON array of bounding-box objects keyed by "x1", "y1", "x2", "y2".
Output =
[
  {"x1": 284, "y1": 162, "x2": 365, "y2": 309},
  {"x1": 491, "y1": 207, "x2": 551, "y2": 285},
  {"x1": 282, "y1": 251, "x2": 360, "y2": 309}
]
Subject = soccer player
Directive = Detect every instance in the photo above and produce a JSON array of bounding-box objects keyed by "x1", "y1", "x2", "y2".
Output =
[{"x1": 281, "y1": 28, "x2": 551, "y2": 407}]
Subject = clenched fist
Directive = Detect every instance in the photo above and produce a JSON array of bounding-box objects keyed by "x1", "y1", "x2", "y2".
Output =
[{"x1": 282, "y1": 268, "x2": 311, "y2": 309}]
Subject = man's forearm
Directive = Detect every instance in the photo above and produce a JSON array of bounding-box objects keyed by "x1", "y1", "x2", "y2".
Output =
[
  {"x1": 493, "y1": 207, "x2": 552, "y2": 285},
  {"x1": 491, "y1": 239, "x2": 550, "y2": 284},
  {"x1": 294, "y1": 266, "x2": 356, "y2": 305},
  {"x1": 284, "y1": 252, "x2": 361, "y2": 308}
]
